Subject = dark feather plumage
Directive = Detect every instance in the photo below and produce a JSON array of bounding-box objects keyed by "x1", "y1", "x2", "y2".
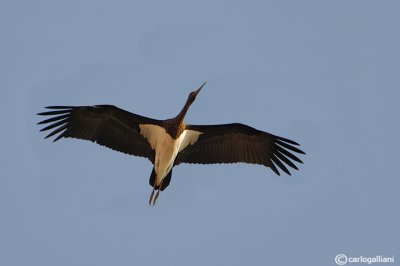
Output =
[
  {"x1": 175, "y1": 123, "x2": 305, "y2": 176},
  {"x1": 37, "y1": 84, "x2": 305, "y2": 205},
  {"x1": 38, "y1": 105, "x2": 160, "y2": 162},
  {"x1": 38, "y1": 106, "x2": 305, "y2": 177}
]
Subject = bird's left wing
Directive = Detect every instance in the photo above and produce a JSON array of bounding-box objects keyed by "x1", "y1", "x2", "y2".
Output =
[
  {"x1": 174, "y1": 123, "x2": 305, "y2": 175},
  {"x1": 38, "y1": 105, "x2": 161, "y2": 162}
]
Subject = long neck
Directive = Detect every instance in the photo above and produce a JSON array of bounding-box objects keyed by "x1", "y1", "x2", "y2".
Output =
[{"x1": 175, "y1": 99, "x2": 192, "y2": 122}]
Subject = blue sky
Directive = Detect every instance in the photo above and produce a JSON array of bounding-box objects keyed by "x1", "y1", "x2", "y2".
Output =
[{"x1": 1, "y1": 1, "x2": 399, "y2": 265}]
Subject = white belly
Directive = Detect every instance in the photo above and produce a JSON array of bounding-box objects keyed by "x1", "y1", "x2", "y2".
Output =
[
  {"x1": 154, "y1": 135, "x2": 179, "y2": 181},
  {"x1": 139, "y1": 124, "x2": 203, "y2": 186}
]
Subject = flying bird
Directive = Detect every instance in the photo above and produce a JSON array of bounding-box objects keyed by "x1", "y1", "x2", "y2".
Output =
[{"x1": 38, "y1": 82, "x2": 305, "y2": 205}]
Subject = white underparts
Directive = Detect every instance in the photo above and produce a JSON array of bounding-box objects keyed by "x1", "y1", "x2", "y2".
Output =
[{"x1": 139, "y1": 124, "x2": 202, "y2": 186}]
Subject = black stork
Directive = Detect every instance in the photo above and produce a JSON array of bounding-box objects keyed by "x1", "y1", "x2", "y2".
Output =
[{"x1": 38, "y1": 82, "x2": 305, "y2": 205}]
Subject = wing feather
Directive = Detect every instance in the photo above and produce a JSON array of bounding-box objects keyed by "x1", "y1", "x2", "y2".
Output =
[
  {"x1": 38, "y1": 105, "x2": 160, "y2": 162},
  {"x1": 175, "y1": 123, "x2": 305, "y2": 176}
]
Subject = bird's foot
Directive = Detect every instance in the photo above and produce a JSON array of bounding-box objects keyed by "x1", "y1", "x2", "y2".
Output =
[
  {"x1": 149, "y1": 188, "x2": 155, "y2": 206},
  {"x1": 153, "y1": 191, "x2": 160, "y2": 206},
  {"x1": 148, "y1": 188, "x2": 161, "y2": 206}
]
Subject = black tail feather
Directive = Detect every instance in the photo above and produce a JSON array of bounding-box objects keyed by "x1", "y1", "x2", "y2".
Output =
[
  {"x1": 149, "y1": 168, "x2": 156, "y2": 187},
  {"x1": 149, "y1": 167, "x2": 173, "y2": 191}
]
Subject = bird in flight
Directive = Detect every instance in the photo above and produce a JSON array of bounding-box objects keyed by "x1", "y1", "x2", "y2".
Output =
[{"x1": 38, "y1": 82, "x2": 305, "y2": 206}]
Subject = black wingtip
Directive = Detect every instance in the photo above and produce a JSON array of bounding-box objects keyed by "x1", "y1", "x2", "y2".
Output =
[
  {"x1": 271, "y1": 155, "x2": 291, "y2": 176},
  {"x1": 37, "y1": 110, "x2": 71, "y2": 116},
  {"x1": 274, "y1": 135, "x2": 300, "y2": 146},
  {"x1": 273, "y1": 135, "x2": 307, "y2": 157},
  {"x1": 269, "y1": 161, "x2": 280, "y2": 176},
  {"x1": 53, "y1": 134, "x2": 64, "y2": 142},
  {"x1": 44, "y1": 106, "x2": 74, "y2": 110},
  {"x1": 275, "y1": 140, "x2": 305, "y2": 155}
]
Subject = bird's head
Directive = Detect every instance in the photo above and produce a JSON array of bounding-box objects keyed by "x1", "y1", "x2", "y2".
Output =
[
  {"x1": 187, "y1": 82, "x2": 206, "y2": 105},
  {"x1": 176, "y1": 82, "x2": 207, "y2": 121}
]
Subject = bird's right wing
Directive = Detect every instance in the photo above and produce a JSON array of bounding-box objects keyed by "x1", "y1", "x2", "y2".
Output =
[
  {"x1": 37, "y1": 105, "x2": 161, "y2": 162},
  {"x1": 175, "y1": 123, "x2": 305, "y2": 175}
]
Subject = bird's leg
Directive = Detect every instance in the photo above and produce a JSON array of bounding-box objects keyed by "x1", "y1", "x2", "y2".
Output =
[
  {"x1": 149, "y1": 187, "x2": 155, "y2": 206},
  {"x1": 153, "y1": 190, "x2": 160, "y2": 206},
  {"x1": 152, "y1": 179, "x2": 164, "y2": 206}
]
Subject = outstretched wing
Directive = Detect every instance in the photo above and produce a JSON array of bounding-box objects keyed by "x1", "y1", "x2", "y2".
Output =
[
  {"x1": 37, "y1": 105, "x2": 161, "y2": 162},
  {"x1": 175, "y1": 123, "x2": 305, "y2": 175}
]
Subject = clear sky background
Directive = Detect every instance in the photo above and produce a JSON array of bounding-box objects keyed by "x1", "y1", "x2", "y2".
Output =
[{"x1": 1, "y1": 1, "x2": 399, "y2": 266}]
